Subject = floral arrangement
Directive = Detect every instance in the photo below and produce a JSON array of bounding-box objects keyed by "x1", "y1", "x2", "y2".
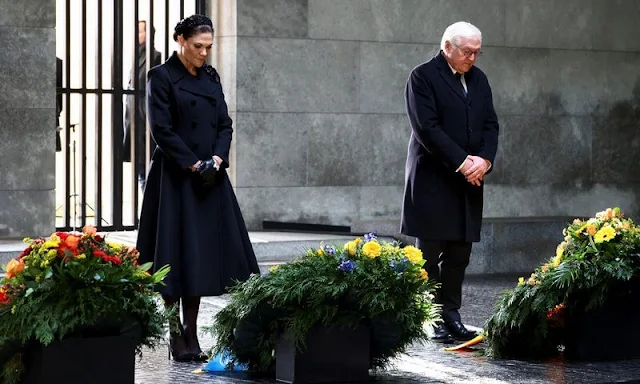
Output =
[
  {"x1": 0, "y1": 226, "x2": 170, "y2": 383},
  {"x1": 485, "y1": 208, "x2": 640, "y2": 359},
  {"x1": 208, "y1": 233, "x2": 439, "y2": 373}
]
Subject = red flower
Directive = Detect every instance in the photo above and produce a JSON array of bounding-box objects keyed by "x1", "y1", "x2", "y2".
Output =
[
  {"x1": 18, "y1": 247, "x2": 32, "y2": 259},
  {"x1": 546, "y1": 303, "x2": 566, "y2": 326},
  {"x1": 55, "y1": 232, "x2": 71, "y2": 241},
  {"x1": 102, "y1": 255, "x2": 122, "y2": 265},
  {"x1": 93, "y1": 249, "x2": 108, "y2": 259},
  {"x1": 0, "y1": 289, "x2": 10, "y2": 304}
]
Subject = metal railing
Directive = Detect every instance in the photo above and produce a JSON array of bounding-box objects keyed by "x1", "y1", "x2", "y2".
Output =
[{"x1": 56, "y1": 0, "x2": 206, "y2": 231}]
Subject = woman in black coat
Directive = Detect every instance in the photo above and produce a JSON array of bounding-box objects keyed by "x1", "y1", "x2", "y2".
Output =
[{"x1": 136, "y1": 14, "x2": 260, "y2": 362}]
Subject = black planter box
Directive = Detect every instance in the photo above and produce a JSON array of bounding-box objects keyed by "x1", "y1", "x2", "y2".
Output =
[
  {"x1": 565, "y1": 282, "x2": 640, "y2": 361},
  {"x1": 22, "y1": 334, "x2": 137, "y2": 384},
  {"x1": 276, "y1": 323, "x2": 370, "y2": 383}
]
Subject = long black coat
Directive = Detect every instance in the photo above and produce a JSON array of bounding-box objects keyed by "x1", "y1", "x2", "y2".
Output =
[
  {"x1": 401, "y1": 52, "x2": 499, "y2": 242},
  {"x1": 123, "y1": 44, "x2": 162, "y2": 166},
  {"x1": 136, "y1": 52, "x2": 259, "y2": 297}
]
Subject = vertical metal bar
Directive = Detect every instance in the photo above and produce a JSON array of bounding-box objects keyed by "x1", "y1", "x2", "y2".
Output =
[
  {"x1": 96, "y1": 0, "x2": 104, "y2": 228},
  {"x1": 164, "y1": 0, "x2": 170, "y2": 60},
  {"x1": 132, "y1": 0, "x2": 140, "y2": 226},
  {"x1": 80, "y1": 0, "x2": 88, "y2": 228},
  {"x1": 180, "y1": 0, "x2": 185, "y2": 19},
  {"x1": 196, "y1": 0, "x2": 206, "y2": 15},
  {"x1": 112, "y1": 0, "x2": 125, "y2": 229},
  {"x1": 65, "y1": 0, "x2": 72, "y2": 229}
]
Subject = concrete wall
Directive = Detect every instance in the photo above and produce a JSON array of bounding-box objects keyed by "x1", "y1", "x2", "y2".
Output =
[
  {"x1": 209, "y1": 0, "x2": 640, "y2": 233},
  {"x1": 0, "y1": 1, "x2": 56, "y2": 238}
]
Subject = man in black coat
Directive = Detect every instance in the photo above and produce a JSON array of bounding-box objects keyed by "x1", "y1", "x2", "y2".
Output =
[
  {"x1": 401, "y1": 21, "x2": 499, "y2": 342},
  {"x1": 123, "y1": 20, "x2": 162, "y2": 190}
]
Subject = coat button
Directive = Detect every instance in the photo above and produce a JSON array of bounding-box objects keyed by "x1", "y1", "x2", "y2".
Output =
[{"x1": 191, "y1": 100, "x2": 196, "y2": 106}]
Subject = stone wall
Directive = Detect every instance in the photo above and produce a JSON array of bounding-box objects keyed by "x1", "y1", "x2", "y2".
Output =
[
  {"x1": 209, "y1": 0, "x2": 640, "y2": 233},
  {"x1": 0, "y1": 1, "x2": 56, "y2": 238}
]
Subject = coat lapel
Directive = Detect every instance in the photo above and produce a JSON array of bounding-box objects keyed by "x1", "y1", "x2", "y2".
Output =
[
  {"x1": 434, "y1": 53, "x2": 467, "y2": 102},
  {"x1": 165, "y1": 52, "x2": 216, "y2": 99}
]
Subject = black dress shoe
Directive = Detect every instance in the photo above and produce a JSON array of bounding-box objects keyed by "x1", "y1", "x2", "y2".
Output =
[
  {"x1": 431, "y1": 324, "x2": 454, "y2": 343},
  {"x1": 445, "y1": 321, "x2": 477, "y2": 341}
]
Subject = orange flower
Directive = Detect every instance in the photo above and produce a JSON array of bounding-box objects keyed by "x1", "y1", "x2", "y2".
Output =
[
  {"x1": 83, "y1": 225, "x2": 97, "y2": 236},
  {"x1": 5, "y1": 258, "x2": 25, "y2": 279},
  {"x1": 586, "y1": 224, "x2": 597, "y2": 236},
  {"x1": 65, "y1": 235, "x2": 81, "y2": 252}
]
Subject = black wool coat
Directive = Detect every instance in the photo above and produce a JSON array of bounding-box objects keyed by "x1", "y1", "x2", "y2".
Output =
[
  {"x1": 401, "y1": 52, "x2": 499, "y2": 242},
  {"x1": 136, "y1": 52, "x2": 259, "y2": 297}
]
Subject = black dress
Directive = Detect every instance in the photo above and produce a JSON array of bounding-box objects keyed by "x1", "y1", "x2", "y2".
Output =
[{"x1": 136, "y1": 52, "x2": 260, "y2": 297}]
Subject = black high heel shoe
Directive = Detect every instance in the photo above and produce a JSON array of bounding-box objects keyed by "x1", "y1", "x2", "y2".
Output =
[
  {"x1": 184, "y1": 328, "x2": 208, "y2": 362},
  {"x1": 168, "y1": 324, "x2": 193, "y2": 362}
]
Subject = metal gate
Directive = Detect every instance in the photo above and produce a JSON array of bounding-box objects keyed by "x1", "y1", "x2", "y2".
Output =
[{"x1": 56, "y1": 0, "x2": 206, "y2": 231}]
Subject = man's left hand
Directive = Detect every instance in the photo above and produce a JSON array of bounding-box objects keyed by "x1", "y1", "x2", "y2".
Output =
[{"x1": 463, "y1": 156, "x2": 490, "y2": 185}]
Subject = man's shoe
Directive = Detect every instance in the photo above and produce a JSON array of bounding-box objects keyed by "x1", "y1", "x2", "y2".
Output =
[
  {"x1": 431, "y1": 324, "x2": 454, "y2": 343},
  {"x1": 446, "y1": 321, "x2": 477, "y2": 341}
]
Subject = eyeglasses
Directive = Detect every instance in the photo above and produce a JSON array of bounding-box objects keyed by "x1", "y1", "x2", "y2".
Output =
[{"x1": 451, "y1": 43, "x2": 482, "y2": 59}]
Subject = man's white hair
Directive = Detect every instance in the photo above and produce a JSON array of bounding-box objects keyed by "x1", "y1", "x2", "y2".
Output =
[{"x1": 440, "y1": 21, "x2": 482, "y2": 50}]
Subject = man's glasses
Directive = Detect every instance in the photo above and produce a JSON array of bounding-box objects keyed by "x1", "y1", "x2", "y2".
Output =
[{"x1": 452, "y1": 43, "x2": 482, "y2": 59}]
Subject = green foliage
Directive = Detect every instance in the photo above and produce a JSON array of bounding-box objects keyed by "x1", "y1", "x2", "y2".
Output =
[
  {"x1": 206, "y1": 235, "x2": 439, "y2": 373},
  {"x1": 485, "y1": 208, "x2": 640, "y2": 359},
  {"x1": 0, "y1": 228, "x2": 171, "y2": 383}
]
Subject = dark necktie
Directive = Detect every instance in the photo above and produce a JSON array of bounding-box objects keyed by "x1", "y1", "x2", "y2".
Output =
[{"x1": 455, "y1": 72, "x2": 467, "y2": 97}]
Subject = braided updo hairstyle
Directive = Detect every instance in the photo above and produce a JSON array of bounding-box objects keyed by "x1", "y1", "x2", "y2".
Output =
[{"x1": 173, "y1": 14, "x2": 213, "y2": 41}]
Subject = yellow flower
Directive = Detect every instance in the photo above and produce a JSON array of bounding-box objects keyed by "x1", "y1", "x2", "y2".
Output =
[
  {"x1": 42, "y1": 234, "x2": 61, "y2": 249},
  {"x1": 108, "y1": 242, "x2": 123, "y2": 252},
  {"x1": 75, "y1": 253, "x2": 86, "y2": 260},
  {"x1": 552, "y1": 254, "x2": 562, "y2": 267},
  {"x1": 419, "y1": 269, "x2": 428, "y2": 280},
  {"x1": 47, "y1": 250, "x2": 57, "y2": 259},
  {"x1": 316, "y1": 248, "x2": 324, "y2": 256},
  {"x1": 345, "y1": 241, "x2": 357, "y2": 256},
  {"x1": 354, "y1": 237, "x2": 362, "y2": 246},
  {"x1": 362, "y1": 241, "x2": 381, "y2": 258},
  {"x1": 594, "y1": 225, "x2": 616, "y2": 244},
  {"x1": 403, "y1": 246, "x2": 424, "y2": 264},
  {"x1": 269, "y1": 265, "x2": 279, "y2": 272},
  {"x1": 575, "y1": 223, "x2": 588, "y2": 234},
  {"x1": 518, "y1": 277, "x2": 525, "y2": 286},
  {"x1": 556, "y1": 242, "x2": 567, "y2": 258}
]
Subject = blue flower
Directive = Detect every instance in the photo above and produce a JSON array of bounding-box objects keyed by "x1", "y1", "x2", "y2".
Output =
[
  {"x1": 338, "y1": 260, "x2": 357, "y2": 272},
  {"x1": 323, "y1": 244, "x2": 337, "y2": 255},
  {"x1": 364, "y1": 233, "x2": 377, "y2": 242},
  {"x1": 390, "y1": 258, "x2": 409, "y2": 273}
]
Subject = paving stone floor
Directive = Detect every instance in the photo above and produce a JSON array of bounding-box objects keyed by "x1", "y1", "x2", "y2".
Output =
[{"x1": 135, "y1": 275, "x2": 640, "y2": 384}]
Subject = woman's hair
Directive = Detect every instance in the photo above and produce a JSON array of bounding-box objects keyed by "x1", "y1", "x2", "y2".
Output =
[{"x1": 173, "y1": 14, "x2": 214, "y2": 42}]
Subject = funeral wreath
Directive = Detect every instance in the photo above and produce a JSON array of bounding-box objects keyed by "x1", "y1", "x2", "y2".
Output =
[
  {"x1": 485, "y1": 208, "x2": 640, "y2": 359},
  {"x1": 208, "y1": 234, "x2": 440, "y2": 373},
  {"x1": 0, "y1": 225, "x2": 171, "y2": 383}
]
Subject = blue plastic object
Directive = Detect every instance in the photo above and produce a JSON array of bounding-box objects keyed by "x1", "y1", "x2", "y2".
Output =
[{"x1": 202, "y1": 351, "x2": 248, "y2": 372}]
